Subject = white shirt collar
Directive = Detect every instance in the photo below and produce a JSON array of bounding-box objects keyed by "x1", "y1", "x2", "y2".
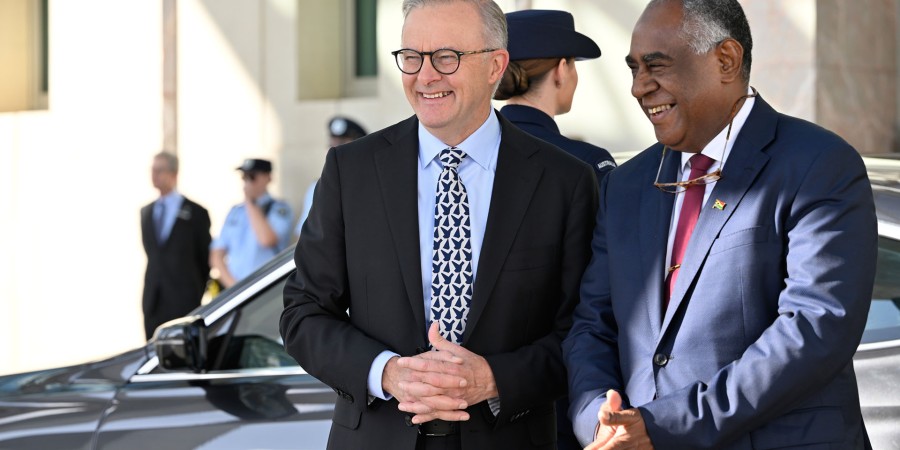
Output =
[
  {"x1": 680, "y1": 86, "x2": 757, "y2": 171},
  {"x1": 418, "y1": 109, "x2": 500, "y2": 172}
]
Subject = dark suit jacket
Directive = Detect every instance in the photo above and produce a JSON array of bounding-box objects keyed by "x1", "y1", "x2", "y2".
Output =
[
  {"x1": 500, "y1": 104, "x2": 616, "y2": 187},
  {"x1": 141, "y1": 196, "x2": 211, "y2": 340},
  {"x1": 281, "y1": 112, "x2": 598, "y2": 450},
  {"x1": 500, "y1": 103, "x2": 614, "y2": 450},
  {"x1": 564, "y1": 97, "x2": 876, "y2": 449}
]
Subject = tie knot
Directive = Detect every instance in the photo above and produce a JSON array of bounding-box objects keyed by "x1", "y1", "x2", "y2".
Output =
[
  {"x1": 439, "y1": 147, "x2": 467, "y2": 169},
  {"x1": 689, "y1": 153, "x2": 715, "y2": 173}
]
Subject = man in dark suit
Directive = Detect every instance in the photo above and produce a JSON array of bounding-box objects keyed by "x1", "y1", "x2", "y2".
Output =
[
  {"x1": 563, "y1": 1, "x2": 876, "y2": 449},
  {"x1": 280, "y1": 0, "x2": 597, "y2": 449},
  {"x1": 141, "y1": 152, "x2": 211, "y2": 340}
]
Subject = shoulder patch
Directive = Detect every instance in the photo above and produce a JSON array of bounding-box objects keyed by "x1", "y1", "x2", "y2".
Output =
[{"x1": 598, "y1": 160, "x2": 617, "y2": 170}]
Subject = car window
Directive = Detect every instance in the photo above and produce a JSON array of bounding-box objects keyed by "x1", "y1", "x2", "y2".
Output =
[
  {"x1": 862, "y1": 235, "x2": 900, "y2": 344},
  {"x1": 206, "y1": 277, "x2": 300, "y2": 371}
]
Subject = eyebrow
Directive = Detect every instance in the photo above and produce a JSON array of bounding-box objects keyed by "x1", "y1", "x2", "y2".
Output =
[{"x1": 625, "y1": 52, "x2": 674, "y2": 65}]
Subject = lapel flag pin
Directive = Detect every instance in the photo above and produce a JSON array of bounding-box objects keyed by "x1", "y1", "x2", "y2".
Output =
[{"x1": 713, "y1": 199, "x2": 726, "y2": 210}]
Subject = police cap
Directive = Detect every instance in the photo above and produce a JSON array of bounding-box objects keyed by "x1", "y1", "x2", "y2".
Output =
[
  {"x1": 506, "y1": 10, "x2": 601, "y2": 61},
  {"x1": 329, "y1": 116, "x2": 367, "y2": 140},
  {"x1": 236, "y1": 158, "x2": 273, "y2": 173}
]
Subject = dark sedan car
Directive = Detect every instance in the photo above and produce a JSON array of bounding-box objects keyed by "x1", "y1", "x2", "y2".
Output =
[
  {"x1": 0, "y1": 253, "x2": 335, "y2": 450},
  {"x1": 1, "y1": 157, "x2": 899, "y2": 449}
]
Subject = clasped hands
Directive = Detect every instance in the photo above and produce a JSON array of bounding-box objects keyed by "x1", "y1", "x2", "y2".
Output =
[
  {"x1": 382, "y1": 322, "x2": 498, "y2": 424},
  {"x1": 586, "y1": 390, "x2": 654, "y2": 450}
]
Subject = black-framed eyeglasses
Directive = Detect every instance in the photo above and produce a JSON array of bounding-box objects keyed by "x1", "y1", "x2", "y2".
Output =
[
  {"x1": 653, "y1": 87, "x2": 759, "y2": 194},
  {"x1": 391, "y1": 48, "x2": 497, "y2": 75}
]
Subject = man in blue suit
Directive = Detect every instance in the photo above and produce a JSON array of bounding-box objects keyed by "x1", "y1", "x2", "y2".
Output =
[{"x1": 563, "y1": 0, "x2": 877, "y2": 448}]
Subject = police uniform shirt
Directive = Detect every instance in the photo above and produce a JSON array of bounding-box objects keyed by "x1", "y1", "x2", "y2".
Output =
[
  {"x1": 211, "y1": 193, "x2": 293, "y2": 281},
  {"x1": 500, "y1": 104, "x2": 616, "y2": 183}
]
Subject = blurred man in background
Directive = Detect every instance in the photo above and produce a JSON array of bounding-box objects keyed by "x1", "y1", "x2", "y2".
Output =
[{"x1": 141, "y1": 151, "x2": 211, "y2": 340}]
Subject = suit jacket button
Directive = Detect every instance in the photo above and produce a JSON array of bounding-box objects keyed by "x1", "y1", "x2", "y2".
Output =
[{"x1": 653, "y1": 353, "x2": 669, "y2": 366}]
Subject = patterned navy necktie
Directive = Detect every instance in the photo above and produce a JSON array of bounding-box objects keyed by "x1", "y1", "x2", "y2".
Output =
[{"x1": 430, "y1": 147, "x2": 473, "y2": 345}]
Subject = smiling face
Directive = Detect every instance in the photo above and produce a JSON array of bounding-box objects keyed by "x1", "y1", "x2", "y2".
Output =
[
  {"x1": 400, "y1": 2, "x2": 509, "y2": 146},
  {"x1": 626, "y1": 0, "x2": 740, "y2": 152}
]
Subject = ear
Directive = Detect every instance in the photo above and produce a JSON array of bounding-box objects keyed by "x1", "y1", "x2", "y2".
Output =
[
  {"x1": 716, "y1": 38, "x2": 744, "y2": 83},
  {"x1": 554, "y1": 58, "x2": 568, "y2": 87},
  {"x1": 488, "y1": 49, "x2": 510, "y2": 85}
]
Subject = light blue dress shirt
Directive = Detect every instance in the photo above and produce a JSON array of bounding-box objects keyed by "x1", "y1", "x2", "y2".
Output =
[
  {"x1": 294, "y1": 180, "x2": 317, "y2": 237},
  {"x1": 211, "y1": 193, "x2": 294, "y2": 282},
  {"x1": 367, "y1": 111, "x2": 501, "y2": 400},
  {"x1": 154, "y1": 191, "x2": 184, "y2": 243}
]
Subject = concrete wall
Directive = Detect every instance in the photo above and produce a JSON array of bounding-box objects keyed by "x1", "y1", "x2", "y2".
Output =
[{"x1": 0, "y1": 0, "x2": 162, "y2": 374}]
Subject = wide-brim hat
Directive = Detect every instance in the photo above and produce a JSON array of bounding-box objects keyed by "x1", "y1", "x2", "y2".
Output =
[{"x1": 506, "y1": 9, "x2": 601, "y2": 61}]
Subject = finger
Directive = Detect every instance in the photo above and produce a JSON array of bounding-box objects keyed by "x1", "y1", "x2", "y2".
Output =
[
  {"x1": 419, "y1": 370, "x2": 467, "y2": 389},
  {"x1": 602, "y1": 408, "x2": 638, "y2": 427},
  {"x1": 588, "y1": 426, "x2": 616, "y2": 450},
  {"x1": 428, "y1": 322, "x2": 461, "y2": 354},
  {"x1": 416, "y1": 349, "x2": 464, "y2": 364},
  {"x1": 598, "y1": 390, "x2": 623, "y2": 423},
  {"x1": 410, "y1": 409, "x2": 470, "y2": 424},
  {"x1": 398, "y1": 379, "x2": 465, "y2": 398},
  {"x1": 397, "y1": 396, "x2": 467, "y2": 414},
  {"x1": 400, "y1": 358, "x2": 467, "y2": 384},
  {"x1": 606, "y1": 390, "x2": 623, "y2": 411}
]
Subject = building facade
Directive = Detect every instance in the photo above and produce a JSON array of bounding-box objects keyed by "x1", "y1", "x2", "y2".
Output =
[{"x1": 0, "y1": 0, "x2": 897, "y2": 374}]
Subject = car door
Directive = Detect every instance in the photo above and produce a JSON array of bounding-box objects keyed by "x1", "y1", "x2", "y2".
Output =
[
  {"x1": 94, "y1": 270, "x2": 335, "y2": 450},
  {"x1": 854, "y1": 227, "x2": 900, "y2": 450}
]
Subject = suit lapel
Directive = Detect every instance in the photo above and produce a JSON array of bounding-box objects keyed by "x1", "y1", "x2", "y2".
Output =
[
  {"x1": 465, "y1": 116, "x2": 543, "y2": 342},
  {"x1": 661, "y1": 98, "x2": 777, "y2": 334},
  {"x1": 374, "y1": 117, "x2": 427, "y2": 334},
  {"x1": 640, "y1": 146, "x2": 678, "y2": 334}
]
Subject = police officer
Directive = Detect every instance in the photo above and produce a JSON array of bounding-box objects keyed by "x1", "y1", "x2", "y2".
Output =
[
  {"x1": 294, "y1": 116, "x2": 368, "y2": 237},
  {"x1": 495, "y1": 9, "x2": 616, "y2": 187},
  {"x1": 494, "y1": 9, "x2": 614, "y2": 450},
  {"x1": 211, "y1": 158, "x2": 293, "y2": 289}
]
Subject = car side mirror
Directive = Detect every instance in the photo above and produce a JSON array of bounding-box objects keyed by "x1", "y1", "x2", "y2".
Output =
[{"x1": 154, "y1": 315, "x2": 208, "y2": 373}]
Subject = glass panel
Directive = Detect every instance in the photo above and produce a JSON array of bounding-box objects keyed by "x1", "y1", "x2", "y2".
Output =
[
  {"x1": 862, "y1": 236, "x2": 900, "y2": 344},
  {"x1": 209, "y1": 277, "x2": 300, "y2": 370},
  {"x1": 40, "y1": 0, "x2": 48, "y2": 94},
  {"x1": 355, "y1": 0, "x2": 377, "y2": 77}
]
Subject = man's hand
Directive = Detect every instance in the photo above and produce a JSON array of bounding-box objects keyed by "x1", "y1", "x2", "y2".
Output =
[
  {"x1": 382, "y1": 353, "x2": 470, "y2": 423},
  {"x1": 586, "y1": 390, "x2": 654, "y2": 450},
  {"x1": 395, "y1": 323, "x2": 499, "y2": 423}
]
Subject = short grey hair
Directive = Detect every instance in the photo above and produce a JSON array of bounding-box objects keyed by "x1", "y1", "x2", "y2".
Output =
[
  {"x1": 649, "y1": 0, "x2": 753, "y2": 81},
  {"x1": 401, "y1": 0, "x2": 507, "y2": 50},
  {"x1": 154, "y1": 151, "x2": 179, "y2": 173}
]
